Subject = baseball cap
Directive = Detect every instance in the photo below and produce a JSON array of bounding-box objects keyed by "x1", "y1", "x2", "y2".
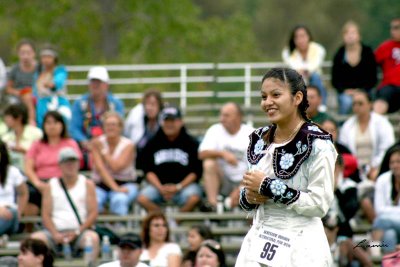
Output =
[
  {"x1": 58, "y1": 147, "x2": 80, "y2": 163},
  {"x1": 40, "y1": 48, "x2": 58, "y2": 58},
  {"x1": 87, "y1": 66, "x2": 109, "y2": 83},
  {"x1": 118, "y1": 233, "x2": 142, "y2": 249},
  {"x1": 161, "y1": 106, "x2": 182, "y2": 120}
]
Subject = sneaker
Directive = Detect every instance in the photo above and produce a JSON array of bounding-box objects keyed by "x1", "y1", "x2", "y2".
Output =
[{"x1": 199, "y1": 201, "x2": 216, "y2": 212}]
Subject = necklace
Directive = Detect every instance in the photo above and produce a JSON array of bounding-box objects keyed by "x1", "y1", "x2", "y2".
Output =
[{"x1": 273, "y1": 120, "x2": 305, "y2": 144}]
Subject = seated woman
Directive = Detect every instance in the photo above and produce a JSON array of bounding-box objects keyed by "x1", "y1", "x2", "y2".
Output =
[
  {"x1": 124, "y1": 89, "x2": 163, "y2": 177},
  {"x1": 0, "y1": 140, "x2": 28, "y2": 236},
  {"x1": 282, "y1": 25, "x2": 327, "y2": 108},
  {"x1": 196, "y1": 240, "x2": 227, "y2": 267},
  {"x1": 370, "y1": 145, "x2": 400, "y2": 257},
  {"x1": 339, "y1": 89, "x2": 395, "y2": 181},
  {"x1": 140, "y1": 211, "x2": 182, "y2": 267},
  {"x1": 17, "y1": 238, "x2": 54, "y2": 267},
  {"x1": 339, "y1": 90, "x2": 395, "y2": 225},
  {"x1": 91, "y1": 111, "x2": 138, "y2": 216},
  {"x1": 331, "y1": 21, "x2": 377, "y2": 115},
  {"x1": 25, "y1": 111, "x2": 81, "y2": 217},
  {"x1": 182, "y1": 225, "x2": 213, "y2": 267},
  {"x1": 2, "y1": 103, "x2": 42, "y2": 172},
  {"x1": 33, "y1": 46, "x2": 71, "y2": 128}
]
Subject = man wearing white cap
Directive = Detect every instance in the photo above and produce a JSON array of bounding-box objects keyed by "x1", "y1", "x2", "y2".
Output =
[{"x1": 69, "y1": 66, "x2": 124, "y2": 169}]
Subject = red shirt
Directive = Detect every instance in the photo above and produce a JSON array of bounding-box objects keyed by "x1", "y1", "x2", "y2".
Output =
[{"x1": 375, "y1": 40, "x2": 400, "y2": 88}]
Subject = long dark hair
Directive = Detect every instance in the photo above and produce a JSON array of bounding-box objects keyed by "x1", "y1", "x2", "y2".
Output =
[
  {"x1": 141, "y1": 211, "x2": 170, "y2": 248},
  {"x1": 0, "y1": 141, "x2": 10, "y2": 187},
  {"x1": 288, "y1": 25, "x2": 313, "y2": 53},
  {"x1": 190, "y1": 224, "x2": 213, "y2": 240},
  {"x1": 142, "y1": 89, "x2": 163, "y2": 112},
  {"x1": 41, "y1": 111, "x2": 68, "y2": 143},
  {"x1": 262, "y1": 67, "x2": 309, "y2": 122},
  {"x1": 20, "y1": 238, "x2": 54, "y2": 267},
  {"x1": 389, "y1": 146, "x2": 400, "y2": 204},
  {"x1": 198, "y1": 240, "x2": 227, "y2": 267}
]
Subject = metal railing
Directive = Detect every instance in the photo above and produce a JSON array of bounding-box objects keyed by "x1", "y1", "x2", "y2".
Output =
[{"x1": 64, "y1": 61, "x2": 333, "y2": 113}]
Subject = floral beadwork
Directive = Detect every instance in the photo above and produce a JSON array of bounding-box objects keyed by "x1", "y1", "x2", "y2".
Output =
[
  {"x1": 270, "y1": 179, "x2": 287, "y2": 196},
  {"x1": 248, "y1": 122, "x2": 332, "y2": 179},
  {"x1": 279, "y1": 152, "x2": 294, "y2": 170},
  {"x1": 307, "y1": 125, "x2": 322, "y2": 133},
  {"x1": 254, "y1": 139, "x2": 265, "y2": 155},
  {"x1": 259, "y1": 177, "x2": 301, "y2": 205}
]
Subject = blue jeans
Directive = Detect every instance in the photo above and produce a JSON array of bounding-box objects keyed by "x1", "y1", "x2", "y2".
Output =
[
  {"x1": 309, "y1": 73, "x2": 328, "y2": 106},
  {"x1": 96, "y1": 183, "x2": 139, "y2": 215},
  {"x1": 373, "y1": 215, "x2": 400, "y2": 253},
  {"x1": 0, "y1": 207, "x2": 19, "y2": 235},
  {"x1": 338, "y1": 93, "x2": 353, "y2": 115},
  {"x1": 139, "y1": 183, "x2": 202, "y2": 206}
]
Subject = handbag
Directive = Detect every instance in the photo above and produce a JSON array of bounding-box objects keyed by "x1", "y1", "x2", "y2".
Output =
[{"x1": 59, "y1": 179, "x2": 120, "y2": 245}]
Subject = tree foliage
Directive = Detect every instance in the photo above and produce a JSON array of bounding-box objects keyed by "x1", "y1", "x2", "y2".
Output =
[{"x1": 0, "y1": 0, "x2": 398, "y2": 65}]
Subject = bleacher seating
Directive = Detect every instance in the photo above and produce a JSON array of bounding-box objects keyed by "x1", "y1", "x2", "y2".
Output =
[{"x1": 1, "y1": 61, "x2": 394, "y2": 266}]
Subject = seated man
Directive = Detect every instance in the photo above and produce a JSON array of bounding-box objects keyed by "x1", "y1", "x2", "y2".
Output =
[
  {"x1": 98, "y1": 233, "x2": 149, "y2": 267},
  {"x1": 31, "y1": 147, "x2": 100, "y2": 262},
  {"x1": 373, "y1": 17, "x2": 400, "y2": 114},
  {"x1": 69, "y1": 66, "x2": 124, "y2": 169},
  {"x1": 198, "y1": 102, "x2": 253, "y2": 210},
  {"x1": 306, "y1": 86, "x2": 332, "y2": 125},
  {"x1": 137, "y1": 106, "x2": 202, "y2": 212}
]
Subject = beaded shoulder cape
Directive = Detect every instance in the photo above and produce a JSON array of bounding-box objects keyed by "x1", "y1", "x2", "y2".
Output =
[{"x1": 247, "y1": 122, "x2": 332, "y2": 180}]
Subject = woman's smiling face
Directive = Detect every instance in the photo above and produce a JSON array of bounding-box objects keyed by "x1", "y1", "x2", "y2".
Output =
[{"x1": 261, "y1": 78, "x2": 301, "y2": 125}]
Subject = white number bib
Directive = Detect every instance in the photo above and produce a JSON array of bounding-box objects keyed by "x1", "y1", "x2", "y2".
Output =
[{"x1": 250, "y1": 225, "x2": 295, "y2": 266}]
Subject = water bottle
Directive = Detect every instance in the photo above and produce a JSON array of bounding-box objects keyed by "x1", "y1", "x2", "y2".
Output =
[
  {"x1": 216, "y1": 195, "x2": 224, "y2": 214},
  {"x1": 101, "y1": 235, "x2": 111, "y2": 261},
  {"x1": 62, "y1": 238, "x2": 72, "y2": 261},
  {"x1": 83, "y1": 236, "x2": 93, "y2": 266}
]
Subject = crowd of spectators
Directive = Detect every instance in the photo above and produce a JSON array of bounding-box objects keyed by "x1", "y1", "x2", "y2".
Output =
[{"x1": 0, "y1": 17, "x2": 399, "y2": 266}]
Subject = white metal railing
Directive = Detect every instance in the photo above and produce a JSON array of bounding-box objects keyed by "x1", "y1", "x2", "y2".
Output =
[{"x1": 64, "y1": 61, "x2": 333, "y2": 112}]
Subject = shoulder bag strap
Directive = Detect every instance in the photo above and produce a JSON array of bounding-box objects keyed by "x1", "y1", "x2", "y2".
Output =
[{"x1": 59, "y1": 178, "x2": 82, "y2": 225}]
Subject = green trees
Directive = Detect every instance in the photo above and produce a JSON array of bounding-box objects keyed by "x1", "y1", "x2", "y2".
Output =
[{"x1": 0, "y1": 0, "x2": 398, "y2": 64}]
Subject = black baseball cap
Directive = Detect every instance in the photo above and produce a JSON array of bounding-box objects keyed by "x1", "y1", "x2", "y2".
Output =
[
  {"x1": 118, "y1": 233, "x2": 142, "y2": 249},
  {"x1": 161, "y1": 106, "x2": 182, "y2": 120}
]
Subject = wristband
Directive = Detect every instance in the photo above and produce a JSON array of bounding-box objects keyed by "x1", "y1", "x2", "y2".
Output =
[{"x1": 239, "y1": 188, "x2": 258, "y2": 211}]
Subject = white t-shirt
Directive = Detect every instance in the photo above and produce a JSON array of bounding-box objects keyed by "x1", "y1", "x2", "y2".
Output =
[
  {"x1": 99, "y1": 260, "x2": 149, "y2": 267},
  {"x1": 0, "y1": 166, "x2": 25, "y2": 209},
  {"x1": 199, "y1": 123, "x2": 254, "y2": 182},
  {"x1": 139, "y1": 243, "x2": 182, "y2": 267}
]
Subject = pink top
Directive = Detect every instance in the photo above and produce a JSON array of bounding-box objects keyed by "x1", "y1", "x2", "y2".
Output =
[{"x1": 26, "y1": 138, "x2": 82, "y2": 179}]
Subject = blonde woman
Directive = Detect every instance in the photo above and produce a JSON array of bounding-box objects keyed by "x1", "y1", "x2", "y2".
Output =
[
  {"x1": 332, "y1": 21, "x2": 377, "y2": 114},
  {"x1": 91, "y1": 111, "x2": 138, "y2": 216}
]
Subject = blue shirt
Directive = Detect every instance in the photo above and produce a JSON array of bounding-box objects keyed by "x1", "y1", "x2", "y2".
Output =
[{"x1": 69, "y1": 93, "x2": 124, "y2": 142}]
